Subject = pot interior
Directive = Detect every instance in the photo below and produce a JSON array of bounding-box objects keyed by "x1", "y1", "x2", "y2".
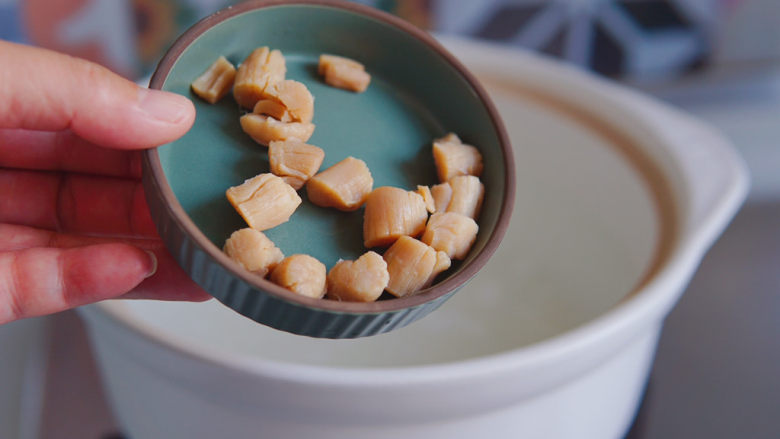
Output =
[{"x1": 112, "y1": 76, "x2": 665, "y2": 368}]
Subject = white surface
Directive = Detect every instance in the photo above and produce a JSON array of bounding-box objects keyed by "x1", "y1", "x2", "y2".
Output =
[{"x1": 78, "y1": 37, "x2": 746, "y2": 439}]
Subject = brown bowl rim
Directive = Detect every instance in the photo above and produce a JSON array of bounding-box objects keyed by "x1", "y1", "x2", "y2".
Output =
[{"x1": 144, "y1": 0, "x2": 515, "y2": 314}]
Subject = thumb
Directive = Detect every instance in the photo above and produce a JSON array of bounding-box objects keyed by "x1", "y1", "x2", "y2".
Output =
[{"x1": 0, "y1": 40, "x2": 195, "y2": 150}]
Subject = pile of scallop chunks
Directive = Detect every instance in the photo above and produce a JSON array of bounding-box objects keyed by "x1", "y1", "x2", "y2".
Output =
[{"x1": 191, "y1": 47, "x2": 484, "y2": 302}]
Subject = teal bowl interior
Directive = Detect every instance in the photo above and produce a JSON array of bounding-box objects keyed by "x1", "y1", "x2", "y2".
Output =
[{"x1": 149, "y1": 1, "x2": 512, "y2": 322}]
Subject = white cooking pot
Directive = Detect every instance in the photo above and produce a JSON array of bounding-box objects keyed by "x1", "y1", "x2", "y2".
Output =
[{"x1": 78, "y1": 37, "x2": 748, "y2": 439}]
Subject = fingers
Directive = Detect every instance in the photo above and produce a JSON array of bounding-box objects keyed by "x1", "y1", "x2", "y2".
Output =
[
  {"x1": 0, "y1": 243, "x2": 155, "y2": 324},
  {"x1": 0, "y1": 169, "x2": 156, "y2": 237},
  {"x1": 121, "y1": 251, "x2": 212, "y2": 302},
  {"x1": 0, "y1": 41, "x2": 195, "y2": 150},
  {"x1": 0, "y1": 129, "x2": 141, "y2": 178},
  {"x1": 0, "y1": 224, "x2": 210, "y2": 318},
  {"x1": 0, "y1": 223, "x2": 145, "y2": 251}
]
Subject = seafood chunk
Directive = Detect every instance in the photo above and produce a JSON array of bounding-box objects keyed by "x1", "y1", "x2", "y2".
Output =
[
  {"x1": 432, "y1": 133, "x2": 483, "y2": 182},
  {"x1": 430, "y1": 182, "x2": 452, "y2": 214},
  {"x1": 233, "y1": 47, "x2": 286, "y2": 109},
  {"x1": 383, "y1": 236, "x2": 450, "y2": 297},
  {"x1": 416, "y1": 185, "x2": 436, "y2": 213},
  {"x1": 363, "y1": 186, "x2": 428, "y2": 248},
  {"x1": 421, "y1": 212, "x2": 478, "y2": 260},
  {"x1": 318, "y1": 54, "x2": 364, "y2": 75},
  {"x1": 223, "y1": 228, "x2": 284, "y2": 277},
  {"x1": 240, "y1": 113, "x2": 315, "y2": 146},
  {"x1": 430, "y1": 175, "x2": 484, "y2": 220},
  {"x1": 265, "y1": 79, "x2": 314, "y2": 123},
  {"x1": 226, "y1": 173, "x2": 301, "y2": 231},
  {"x1": 268, "y1": 139, "x2": 325, "y2": 190},
  {"x1": 326, "y1": 251, "x2": 389, "y2": 302},
  {"x1": 190, "y1": 56, "x2": 236, "y2": 104},
  {"x1": 253, "y1": 99, "x2": 292, "y2": 122},
  {"x1": 318, "y1": 54, "x2": 370, "y2": 93},
  {"x1": 306, "y1": 157, "x2": 373, "y2": 211},
  {"x1": 270, "y1": 254, "x2": 327, "y2": 299}
]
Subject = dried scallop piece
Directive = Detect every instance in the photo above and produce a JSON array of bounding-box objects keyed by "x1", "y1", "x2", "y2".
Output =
[
  {"x1": 318, "y1": 54, "x2": 370, "y2": 93},
  {"x1": 326, "y1": 251, "x2": 389, "y2": 302},
  {"x1": 421, "y1": 212, "x2": 478, "y2": 260},
  {"x1": 270, "y1": 254, "x2": 327, "y2": 299},
  {"x1": 432, "y1": 133, "x2": 483, "y2": 182},
  {"x1": 383, "y1": 236, "x2": 450, "y2": 297},
  {"x1": 306, "y1": 157, "x2": 373, "y2": 211},
  {"x1": 268, "y1": 139, "x2": 325, "y2": 190},
  {"x1": 363, "y1": 186, "x2": 428, "y2": 248},
  {"x1": 223, "y1": 228, "x2": 284, "y2": 277},
  {"x1": 239, "y1": 113, "x2": 315, "y2": 146},
  {"x1": 226, "y1": 173, "x2": 302, "y2": 231},
  {"x1": 233, "y1": 47, "x2": 286, "y2": 109},
  {"x1": 191, "y1": 56, "x2": 236, "y2": 104}
]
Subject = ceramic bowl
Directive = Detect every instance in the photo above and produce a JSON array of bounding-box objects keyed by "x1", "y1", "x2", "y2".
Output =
[
  {"x1": 81, "y1": 37, "x2": 748, "y2": 439},
  {"x1": 143, "y1": 0, "x2": 514, "y2": 338}
]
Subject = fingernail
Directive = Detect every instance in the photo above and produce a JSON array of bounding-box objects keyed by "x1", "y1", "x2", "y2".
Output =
[
  {"x1": 144, "y1": 251, "x2": 158, "y2": 279},
  {"x1": 137, "y1": 88, "x2": 192, "y2": 124}
]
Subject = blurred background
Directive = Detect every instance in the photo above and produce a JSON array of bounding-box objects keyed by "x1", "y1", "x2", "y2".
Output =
[
  {"x1": 1, "y1": 1, "x2": 778, "y2": 438},
  {"x1": 2, "y1": 0, "x2": 779, "y2": 80}
]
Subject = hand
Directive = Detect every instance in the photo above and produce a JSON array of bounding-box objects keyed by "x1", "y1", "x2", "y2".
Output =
[{"x1": 0, "y1": 41, "x2": 210, "y2": 325}]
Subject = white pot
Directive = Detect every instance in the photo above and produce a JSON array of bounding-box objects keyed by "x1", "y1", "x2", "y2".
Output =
[{"x1": 78, "y1": 37, "x2": 748, "y2": 439}]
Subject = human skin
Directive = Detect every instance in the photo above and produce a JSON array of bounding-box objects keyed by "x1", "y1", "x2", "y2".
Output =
[{"x1": 0, "y1": 40, "x2": 210, "y2": 324}]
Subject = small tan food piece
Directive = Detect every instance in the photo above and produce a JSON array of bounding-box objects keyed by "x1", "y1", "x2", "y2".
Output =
[
  {"x1": 326, "y1": 251, "x2": 389, "y2": 302},
  {"x1": 226, "y1": 173, "x2": 302, "y2": 231},
  {"x1": 306, "y1": 157, "x2": 373, "y2": 211},
  {"x1": 223, "y1": 228, "x2": 284, "y2": 277},
  {"x1": 363, "y1": 187, "x2": 428, "y2": 248},
  {"x1": 269, "y1": 139, "x2": 325, "y2": 190},
  {"x1": 318, "y1": 54, "x2": 371, "y2": 93},
  {"x1": 318, "y1": 54, "x2": 364, "y2": 75},
  {"x1": 432, "y1": 133, "x2": 484, "y2": 182},
  {"x1": 323, "y1": 63, "x2": 371, "y2": 93},
  {"x1": 233, "y1": 47, "x2": 286, "y2": 109},
  {"x1": 416, "y1": 185, "x2": 436, "y2": 213},
  {"x1": 447, "y1": 175, "x2": 485, "y2": 220},
  {"x1": 421, "y1": 212, "x2": 479, "y2": 260},
  {"x1": 253, "y1": 99, "x2": 292, "y2": 122},
  {"x1": 431, "y1": 175, "x2": 484, "y2": 220},
  {"x1": 240, "y1": 113, "x2": 315, "y2": 146},
  {"x1": 270, "y1": 254, "x2": 327, "y2": 299},
  {"x1": 430, "y1": 182, "x2": 452, "y2": 214},
  {"x1": 265, "y1": 80, "x2": 314, "y2": 123},
  {"x1": 191, "y1": 56, "x2": 236, "y2": 104},
  {"x1": 383, "y1": 236, "x2": 451, "y2": 297}
]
